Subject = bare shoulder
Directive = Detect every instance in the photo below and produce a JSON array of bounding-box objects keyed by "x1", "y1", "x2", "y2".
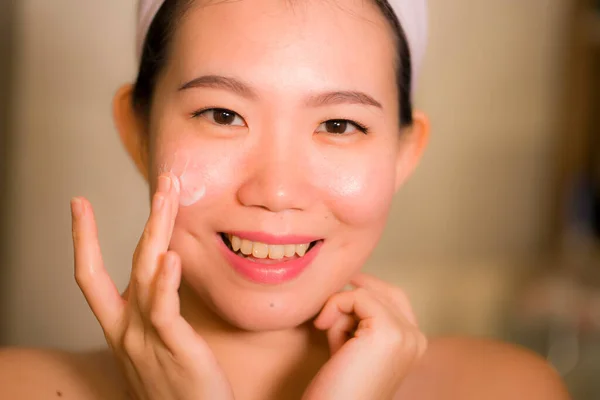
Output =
[
  {"x1": 397, "y1": 336, "x2": 572, "y2": 400},
  {"x1": 0, "y1": 347, "x2": 128, "y2": 400}
]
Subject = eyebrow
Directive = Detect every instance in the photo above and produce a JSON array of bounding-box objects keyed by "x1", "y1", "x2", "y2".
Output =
[
  {"x1": 179, "y1": 74, "x2": 383, "y2": 110},
  {"x1": 179, "y1": 75, "x2": 258, "y2": 99},
  {"x1": 306, "y1": 91, "x2": 382, "y2": 109}
]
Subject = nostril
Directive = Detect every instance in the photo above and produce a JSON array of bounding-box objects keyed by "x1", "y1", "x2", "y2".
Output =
[{"x1": 235, "y1": 173, "x2": 310, "y2": 213}]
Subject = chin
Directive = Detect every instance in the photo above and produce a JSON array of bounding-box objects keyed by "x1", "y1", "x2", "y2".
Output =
[
  {"x1": 199, "y1": 281, "x2": 330, "y2": 331},
  {"x1": 219, "y1": 302, "x2": 317, "y2": 331}
]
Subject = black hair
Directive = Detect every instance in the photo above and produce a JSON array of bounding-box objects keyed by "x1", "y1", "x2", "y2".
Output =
[{"x1": 132, "y1": 0, "x2": 413, "y2": 127}]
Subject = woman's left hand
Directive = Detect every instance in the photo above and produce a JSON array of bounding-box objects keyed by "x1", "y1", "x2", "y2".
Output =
[{"x1": 303, "y1": 273, "x2": 427, "y2": 400}]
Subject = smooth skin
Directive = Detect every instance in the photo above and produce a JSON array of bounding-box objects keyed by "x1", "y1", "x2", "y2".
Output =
[
  {"x1": 0, "y1": 184, "x2": 571, "y2": 399},
  {"x1": 63, "y1": 173, "x2": 426, "y2": 400},
  {"x1": 0, "y1": 0, "x2": 571, "y2": 398}
]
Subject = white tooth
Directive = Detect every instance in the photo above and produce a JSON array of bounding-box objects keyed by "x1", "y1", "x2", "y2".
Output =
[
  {"x1": 284, "y1": 244, "x2": 296, "y2": 257},
  {"x1": 240, "y1": 239, "x2": 253, "y2": 255},
  {"x1": 268, "y1": 245, "x2": 285, "y2": 260},
  {"x1": 252, "y1": 242, "x2": 269, "y2": 259},
  {"x1": 231, "y1": 235, "x2": 241, "y2": 252},
  {"x1": 296, "y1": 243, "x2": 308, "y2": 257}
]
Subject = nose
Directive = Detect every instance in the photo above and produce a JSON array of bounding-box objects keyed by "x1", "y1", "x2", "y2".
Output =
[{"x1": 236, "y1": 137, "x2": 312, "y2": 213}]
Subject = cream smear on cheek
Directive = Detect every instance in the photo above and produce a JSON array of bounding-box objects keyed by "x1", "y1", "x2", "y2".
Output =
[{"x1": 158, "y1": 152, "x2": 206, "y2": 207}]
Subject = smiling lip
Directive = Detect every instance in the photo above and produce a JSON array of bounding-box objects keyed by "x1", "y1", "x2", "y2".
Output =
[
  {"x1": 226, "y1": 231, "x2": 322, "y2": 245},
  {"x1": 216, "y1": 233, "x2": 323, "y2": 285}
]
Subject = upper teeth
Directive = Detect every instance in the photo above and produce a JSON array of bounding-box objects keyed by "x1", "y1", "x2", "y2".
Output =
[{"x1": 228, "y1": 234, "x2": 310, "y2": 259}]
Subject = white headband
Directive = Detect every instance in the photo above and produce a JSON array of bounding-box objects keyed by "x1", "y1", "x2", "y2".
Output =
[{"x1": 137, "y1": 0, "x2": 428, "y2": 90}]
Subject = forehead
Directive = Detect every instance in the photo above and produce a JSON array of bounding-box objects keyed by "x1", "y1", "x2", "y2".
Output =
[{"x1": 167, "y1": 0, "x2": 397, "y2": 100}]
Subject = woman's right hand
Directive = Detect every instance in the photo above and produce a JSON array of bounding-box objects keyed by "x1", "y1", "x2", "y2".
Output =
[{"x1": 70, "y1": 174, "x2": 234, "y2": 400}]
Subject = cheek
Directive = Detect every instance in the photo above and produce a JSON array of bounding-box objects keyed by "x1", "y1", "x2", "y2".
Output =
[
  {"x1": 313, "y1": 150, "x2": 397, "y2": 227},
  {"x1": 153, "y1": 139, "x2": 239, "y2": 208},
  {"x1": 163, "y1": 153, "x2": 206, "y2": 207}
]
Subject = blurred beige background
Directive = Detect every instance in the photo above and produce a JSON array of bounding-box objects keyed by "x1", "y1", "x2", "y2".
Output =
[{"x1": 0, "y1": 0, "x2": 570, "y2": 350}]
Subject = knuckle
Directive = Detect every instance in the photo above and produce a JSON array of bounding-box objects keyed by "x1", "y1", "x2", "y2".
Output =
[
  {"x1": 141, "y1": 221, "x2": 156, "y2": 245},
  {"x1": 121, "y1": 328, "x2": 143, "y2": 355},
  {"x1": 149, "y1": 308, "x2": 169, "y2": 331},
  {"x1": 353, "y1": 287, "x2": 369, "y2": 299},
  {"x1": 74, "y1": 268, "x2": 91, "y2": 287},
  {"x1": 399, "y1": 330, "x2": 425, "y2": 357},
  {"x1": 323, "y1": 292, "x2": 342, "y2": 308},
  {"x1": 357, "y1": 318, "x2": 374, "y2": 334},
  {"x1": 132, "y1": 269, "x2": 147, "y2": 288},
  {"x1": 387, "y1": 327, "x2": 406, "y2": 347},
  {"x1": 71, "y1": 228, "x2": 81, "y2": 243},
  {"x1": 132, "y1": 265, "x2": 150, "y2": 289}
]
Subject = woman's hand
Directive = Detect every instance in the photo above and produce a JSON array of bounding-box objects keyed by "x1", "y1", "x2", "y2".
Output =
[
  {"x1": 303, "y1": 273, "x2": 427, "y2": 400},
  {"x1": 70, "y1": 174, "x2": 234, "y2": 400}
]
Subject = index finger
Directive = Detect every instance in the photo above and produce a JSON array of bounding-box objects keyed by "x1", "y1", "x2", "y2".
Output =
[
  {"x1": 71, "y1": 197, "x2": 124, "y2": 334},
  {"x1": 132, "y1": 173, "x2": 180, "y2": 285},
  {"x1": 350, "y1": 273, "x2": 418, "y2": 326},
  {"x1": 129, "y1": 174, "x2": 181, "y2": 312}
]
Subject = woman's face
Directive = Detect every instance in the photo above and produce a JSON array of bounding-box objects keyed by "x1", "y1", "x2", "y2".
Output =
[{"x1": 144, "y1": 0, "x2": 415, "y2": 330}]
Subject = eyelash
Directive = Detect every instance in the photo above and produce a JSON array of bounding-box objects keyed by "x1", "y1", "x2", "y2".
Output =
[
  {"x1": 190, "y1": 107, "x2": 246, "y2": 124},
  {"x1": 191, "y1": 107, "x2": 370, "y2": 135},
  {"x1": 335, "y1": 120, "x2": 369, "y2": 135}
]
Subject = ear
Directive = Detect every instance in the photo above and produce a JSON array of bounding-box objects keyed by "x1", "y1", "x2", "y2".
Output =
[
  {"x1": 394, "y1": 111, "x2": 430, "y2": 192},
  {"x1": 113, "y1": 84, "x2": 150, "y2": 181}
]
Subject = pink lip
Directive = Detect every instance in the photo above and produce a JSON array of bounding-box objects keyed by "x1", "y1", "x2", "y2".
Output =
[
  {"x1": 217, "y1": 235, "x2": 323, "y2": 285},
  {"x1": 226, "y1": 231, "x2": 322, "y2": 245}
]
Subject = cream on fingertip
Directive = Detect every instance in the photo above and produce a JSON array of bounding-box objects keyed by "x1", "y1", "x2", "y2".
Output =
[{"x1": 171, "y1": 174, "x2": 181, "y2": 194}]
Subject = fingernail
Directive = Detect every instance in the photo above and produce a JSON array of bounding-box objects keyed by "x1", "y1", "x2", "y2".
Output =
[
  {"x1": 157, "y1": 175, "x2": 172, "y2": 193},
  {"x1": 153, "y1": 193, "x2": 165, "y2": 211},
  {"x1": 70, "y1": 198, "x2": 84, "y2": 218},
  {"x1": 172, "y1": 175, "x2": 181, "y2": 194}
]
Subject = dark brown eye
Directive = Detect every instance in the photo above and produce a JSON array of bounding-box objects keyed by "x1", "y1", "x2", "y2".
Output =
[
  {"x1": 213, "y1": 109, "x2": 235, "y2": 125},
  {"x1": 194, "y1": 108, "x2": 245, "y2": 126},
  {"x1": 325, "y1": 120, "x2": 348, "y2": 134},
  {"x1": 316, "y1": 119, "x2": 368, "y2": 135}
]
